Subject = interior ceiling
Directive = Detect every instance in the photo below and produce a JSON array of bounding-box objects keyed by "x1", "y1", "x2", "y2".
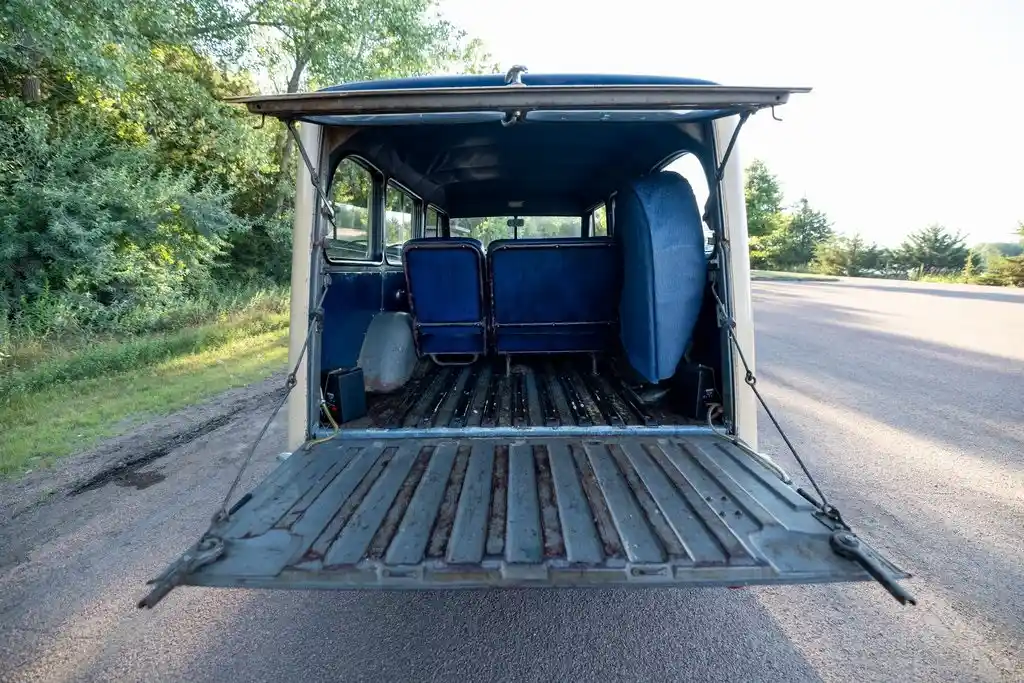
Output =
[{"x1": 342, "y1": 121, "x2": 705, "y2": 217}]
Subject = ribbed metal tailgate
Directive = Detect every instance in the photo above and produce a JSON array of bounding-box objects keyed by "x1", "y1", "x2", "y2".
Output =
[{"x1": 170, "y1": 433, "x2": 905, "y2": 591}]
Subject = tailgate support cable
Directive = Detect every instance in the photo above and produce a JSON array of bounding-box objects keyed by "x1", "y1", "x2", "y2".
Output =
[
  {"x1": 711, "y1": 289, "x2": 916, "y2": 605},
  {"x1": 712, "y1": 290, "x2": 833, "y2": 514},
  {"x1": 139, "y1": 282, "x2": 329, "y2": 610},
  {"x1": 210, "y1": 120, "x2": 340, "y2": 524},
  {"x1": 140, "y1": 123, "x2": 336, "y2": 609}
]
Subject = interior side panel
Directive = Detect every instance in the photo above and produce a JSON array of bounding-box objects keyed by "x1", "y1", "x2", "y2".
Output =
[{"x1": 320, "y1": 268, "x2": 406, "y2": 371}]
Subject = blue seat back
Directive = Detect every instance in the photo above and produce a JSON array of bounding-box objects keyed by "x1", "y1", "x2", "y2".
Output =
[
  {"x1": 402, "y1": 237, "x2": 486, "y2": 355},
  {"x1": 488, "y1": 238, "x2": 621, "y2": 354},
  {"x1": 615, "y1": 171, "x2": 707, "y2": 382}
]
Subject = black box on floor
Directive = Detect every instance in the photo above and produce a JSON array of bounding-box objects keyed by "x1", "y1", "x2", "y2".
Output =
[
  {"x1": 322, "y1": 367, "x2": 367, "y2": 425},
  {"x1": 671, "y1": 363, "x2": 718, "y2": 420}
]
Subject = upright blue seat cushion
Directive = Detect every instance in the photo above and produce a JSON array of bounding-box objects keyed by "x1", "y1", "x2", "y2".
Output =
[
  {"x1": 402, "y1": 237, "x2": 486, "y2": 355},
  {"x1": 615, "y1": 171, "x2": 708, "y2": 383}
]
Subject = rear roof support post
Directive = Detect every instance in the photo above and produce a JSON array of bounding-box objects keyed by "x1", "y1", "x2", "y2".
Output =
[
  {"x1": 288, "y1": 121, "x2": 322, "y2": 452},
  {"x1": 711, "y1": 114, "x2": 758, "y2": 448}
]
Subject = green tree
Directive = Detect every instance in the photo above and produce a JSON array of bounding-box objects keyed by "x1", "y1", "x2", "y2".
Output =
[
  {"x1": 810, "y1": 234, "x2": 884, "y2": 277},
  {"x1": 973, "y1": 242, "x2": 1023, "y2": 272},
  {"x1": 0, "y1": 106, "x2": 246, "y2": 321},
  {"x1": 240, "y1": 0, "x2": 497, "y2": 217},
  {"x1": 963, "y1": 248, "x2": 978, "y2": 281},
  {"x1": 744, "y1": 159, "x2": 798, "y2": 269},
  {"x1": 978, "y1": 221, "x2": 1024, "y2": 286},
  {"x1": 777, "y1": 197, "x2": 834, "y2": 268},
  {"x1": 0, "y1": 0, "x2": 495, "y2": 333},
  {"x1": 895, "y1": 224, "x2": 969, "y2": 275},
  {"x1": 744, "y1": 159, "x2": 783, "y2": 237}
]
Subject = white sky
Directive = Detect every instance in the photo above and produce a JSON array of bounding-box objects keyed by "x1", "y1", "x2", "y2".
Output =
[{"x1": 441, "y1": 0, "x2": 1023, "y2": 246}]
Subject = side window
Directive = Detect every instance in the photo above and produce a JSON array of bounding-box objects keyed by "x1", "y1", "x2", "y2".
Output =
[
  {"x1": 327, "y1": 158, "x2": 373, "y2": 262},
  {"x1": 425, "y1": 206, "x2": 440, "y2": 238},
  {"x1": 591, "y1": 204, "x2": 608, "y2": 236},
  {"x1": 663, "y1": 153, "x2": 712, "y2": 251},
  {"x1": 384, "y1": 181, "x2": 415, "y2": 265}
]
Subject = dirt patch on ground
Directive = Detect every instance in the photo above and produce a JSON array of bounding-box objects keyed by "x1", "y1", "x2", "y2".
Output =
[{"x1": 0, "y1": 373, "x2": 287, "y2": 527}]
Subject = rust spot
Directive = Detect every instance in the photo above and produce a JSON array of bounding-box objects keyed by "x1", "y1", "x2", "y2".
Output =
[
  {"x1": 427, "y1": 444, "x2": 471, "y2": 558},
  {"x1": 572, "y1": 443, "x2": 622, "y2": 559},
  {"x1": 608, "y1": 444, "x2": 677, "y2": 558},
  {"x1": 308, "y1": 447, "x2": 394, "y2": 558},
  {"x1": 367, "y1": 446, "x2": 433, "y2": 559},
  {"x1": 485, "y1": 444, "x2": 509, "y2": 557},
  {"x1": 534, "y1": 445, "x2": 565, "y2": 558}
]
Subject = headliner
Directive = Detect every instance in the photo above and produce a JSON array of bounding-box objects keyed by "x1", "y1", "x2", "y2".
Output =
[
  {"x1": 332, "y1": 117, "x2": 711, "y2": 217},
  {"x1": 323, "y1": 73, "x2": 719, "y2": 217}
]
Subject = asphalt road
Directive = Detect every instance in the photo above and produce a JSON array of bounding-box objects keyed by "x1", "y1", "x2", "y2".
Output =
[{"x1": 1, "y1": 278, "x2": 1022, "y2": 683}]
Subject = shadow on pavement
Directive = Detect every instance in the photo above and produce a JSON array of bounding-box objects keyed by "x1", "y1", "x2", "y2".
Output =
[
  {"x1": 754, "y1": 300, "x2": 1024, "y2": 467},
  {"x1": 753, "y1": 388, "x2": 1024, "y2": 645},
  {"x1": 814, "y1": 281, "x2": 1024, "y2": 305},
  {"x1": 749, "y1": 292, "x2": 1024, "y2": 651},
  {"x1": 171, "y1": 587, "x2": 824, "y2": 683}
]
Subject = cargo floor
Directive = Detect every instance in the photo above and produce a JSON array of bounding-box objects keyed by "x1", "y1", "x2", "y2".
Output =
[
  {"x1": 174, "y1": 432, "x2": 904, "y2": 592},
  {"x1": 343, "y1": 356, "x2": 693, "y2": 430}
]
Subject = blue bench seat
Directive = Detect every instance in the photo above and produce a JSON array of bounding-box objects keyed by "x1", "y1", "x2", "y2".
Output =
[{"x1": 487, "y1": 238, "x2": 622, "y2": 356}]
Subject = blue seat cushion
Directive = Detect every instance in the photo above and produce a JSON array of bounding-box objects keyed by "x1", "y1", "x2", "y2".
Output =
[
  {"x1": 615, "y1": 171, "x2": 707, "y2": 383},
  {"x1": 488, "y1": 238, "x2": 621, "y2": 354},
  {"x1": 403, "y1": 237, "x2": 486, "y2": 355},
  {"x1": 418, "y1": 327, "x2": 486, "y2": 355}
]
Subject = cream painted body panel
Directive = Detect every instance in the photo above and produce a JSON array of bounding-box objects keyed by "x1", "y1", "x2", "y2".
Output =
[{"x1": 713, "y1": 115, "x2": 757, "y2": 449}]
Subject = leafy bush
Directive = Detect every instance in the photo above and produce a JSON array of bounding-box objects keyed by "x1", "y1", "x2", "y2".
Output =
[{"x1": 0, "y1": 103, "x2": 249, "y2": 324}]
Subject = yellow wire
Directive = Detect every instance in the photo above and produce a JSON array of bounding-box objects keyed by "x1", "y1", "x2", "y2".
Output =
[{"x1": 305, "y1": 394, "x2": 341, "y2": 449}]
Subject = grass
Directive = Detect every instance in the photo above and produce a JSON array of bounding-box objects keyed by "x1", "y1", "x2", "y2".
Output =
[
  {"x1": 751, "y1": 270, "x2": 839, "y2": 282},
  {"x1": 0, "y1": 323, "x2": 289, "y2": 478},
  {"x1": 1, "y1": 307, "x2": 288, "y2": 399},
  {"x1": 0, "y1": 289, "x2": 292, "y2": 479}
]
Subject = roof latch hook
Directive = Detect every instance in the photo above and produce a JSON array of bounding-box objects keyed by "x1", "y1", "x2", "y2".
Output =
[
  {"x1": 501, "y1": 110, "x2": 524, "y2": 127},
  {"x1": 504, "y1": 65, "x2": 528, "y2": 86},
  {"x1": 771, "y1": 106, "x2": 783, "y2": 122},
  {"x1": 253, "y1": 114, "x2": 266, "y2": 130}
]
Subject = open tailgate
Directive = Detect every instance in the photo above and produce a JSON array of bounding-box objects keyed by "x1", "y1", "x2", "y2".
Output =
[{"x1": 144, "y1": 433, "x2": 908, "y2": 597}]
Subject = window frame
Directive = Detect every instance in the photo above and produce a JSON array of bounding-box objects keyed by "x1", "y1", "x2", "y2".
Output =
[
  {"x1": 424, "y1": 204, "x2": 443, "y2": 239},
  {"x1": 324, "y1": 154, "x2": 383, "y2": 265},
  {"x1": 383, "y1": 179, "x2": 419, "y2": 266},
  {"x1": 584, "y1": 195, "x2": 613, "y2": 238}
]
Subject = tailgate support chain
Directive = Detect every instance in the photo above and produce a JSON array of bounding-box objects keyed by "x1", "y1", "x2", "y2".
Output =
[
  {"x1": 138, "y1": 280, "x2": 330, "y2": 609},
  {"x1": 141, "y1": 125, "x2": 341, "y2": 608},
  {"x1": 141, "y1": 124, "x2": 337, "y2": 608},
  {"x1": 711, "y1": 288, "x2": 917, "y2": 606},
  {"x1": 702, "y1": 109, "x2": 751, "y2": 242},
  {"x1": 288, "y1": 120, "x2": 337, "y2": 253}
]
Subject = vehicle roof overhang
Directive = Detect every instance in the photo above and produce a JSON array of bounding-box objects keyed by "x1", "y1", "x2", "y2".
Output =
[{"x1": 228, "y1": 74, "x2": 811, "y2": 216}]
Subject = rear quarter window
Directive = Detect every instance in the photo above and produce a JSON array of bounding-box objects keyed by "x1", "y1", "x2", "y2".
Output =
[
  {"x1": 663, "y1": 153, "x2": 712, "y2": 251},
  {"x1": 327, "y1": 158, "x2": 373, "y2": 261}
]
